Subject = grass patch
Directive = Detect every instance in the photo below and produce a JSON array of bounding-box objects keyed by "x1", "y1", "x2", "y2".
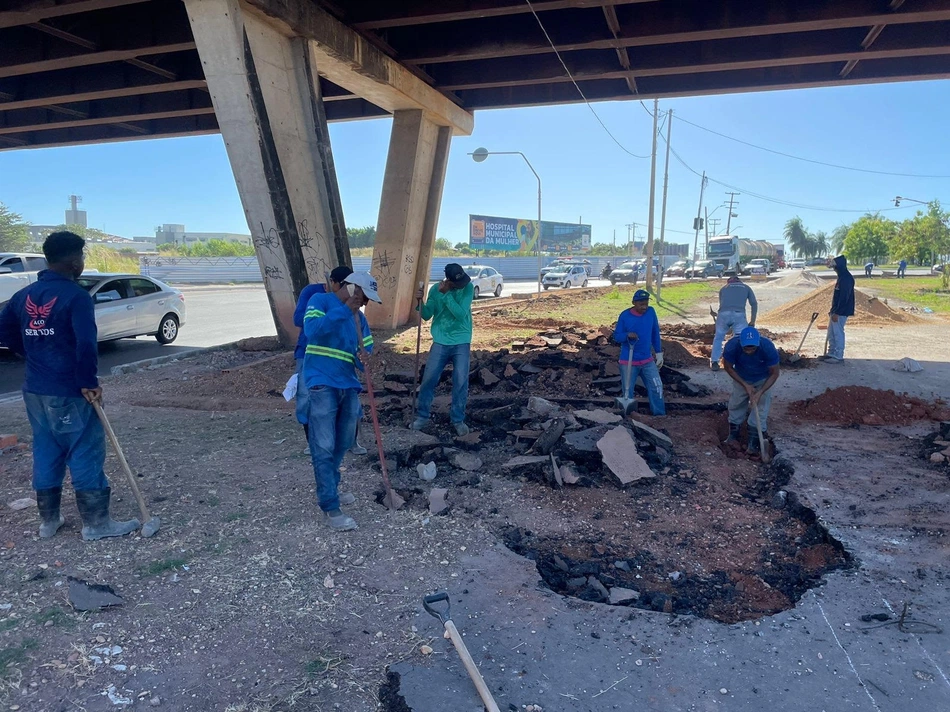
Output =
[
  {"x1": 141, "y1": 557, "x2": 189, "y2": 576},
  {"x1": 85, "y1": 245, "x2": 140, "y2": 274},
  {"x1": 0, "y1": 639, "x2": 38, "y2": 678},
  {"x1": 537, "y1": 281, "x2": 720, "y2": 325},
  {"x1": 863, "y1": 276, "x2": 950, "y2": 313}
]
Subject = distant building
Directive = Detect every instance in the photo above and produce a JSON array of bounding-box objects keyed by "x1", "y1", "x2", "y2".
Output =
[
  {"x1": 153, "y1": 224, "x2": 252, "y2": 247},
  {"x1": 65, "y1": 195, "x2": 87, "y2": 228}
]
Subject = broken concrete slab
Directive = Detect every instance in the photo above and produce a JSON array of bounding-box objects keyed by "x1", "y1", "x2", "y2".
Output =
[
  {"x1": 7, "y1": 497, "x2": 35, "y2": 511},
  {"x1": 378, "y1": 427, "x2": 440, "y2": 466},
  {"x1": 450, "y1": 452, "x2": 483, "y2": 472},
  {"x1": 502, "y1": 455, "x2": 549, "y2": 470},
  {"x1": 503, "y1": 364, "x2": 518, "y2": 378},
  {"x1": 608, "y1": 587, "x2": 640, "y2": 605},
  {"x1": 471, "y1": 404, "x2": 518, "y2": 424},
  {"x1": 520, "y1": 363, "x2": 543, "y2": 374},
  {"x1": 627, "y1": 417, "x2": 673, "y2": 450},
  {"x1": 511, "y1": 430, "x2": 541, "y2": 440},
  {"x1": 68, "y1": 577, "x2": 124, "y2": 612},
  {"x1": 550, "y1": 454, "x2": 562, "y2": 487},
  {"x1": 531, "y1": 418, "x2": 565, "y2": 455},
  {"x1": 417, "y1": 462, "x2": 437, "y2": 481},
  {"x1": 454, "y1": 431, "x2": 483, "y2": 447},
  {"x1": 559, "y1": 463, "x2": 580, "y2": 485},
  {"x1": 597, "y1": 426, "x2": 656, "y2": 485},
  {"x1": 429, "y1": 488, "x2": 449, "y2": 515},
  {"x1": 479, "y1": 369, "x2": 500, "y2": 387},
  {"x1": 585, "y1": 576, "x2": 610, "y2": 603},
  {"x1": 527, "y1": 396, "x2": 561, "y2": 417},
  {"x1": 574, "y1": 409, "x2": 622, "y2": 425},
  {"x1": 562, "y1": 425, "x2": 612, "y2": 462},
  {"x1": 383, "y1": 381, "x2": 409, "y2": 393}
]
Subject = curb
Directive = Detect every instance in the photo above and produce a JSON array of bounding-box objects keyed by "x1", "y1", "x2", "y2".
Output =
[{"x1": 110, "y1": 348, "x2": 206, "y2": 376}]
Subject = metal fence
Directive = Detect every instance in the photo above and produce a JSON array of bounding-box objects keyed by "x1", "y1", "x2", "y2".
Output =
[{"x1": 140, "y1": 254, "x2": 678, "y2": 284}]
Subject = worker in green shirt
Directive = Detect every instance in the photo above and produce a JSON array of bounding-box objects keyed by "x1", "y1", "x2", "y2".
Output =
[{"x1": 411, "y1": 263, "x2": 474, "y2": 436}]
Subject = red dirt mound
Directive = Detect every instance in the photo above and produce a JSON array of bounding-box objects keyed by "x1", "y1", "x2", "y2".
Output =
[{"x1": 789, "y1": 386, "x2": 950, "y2": 426}]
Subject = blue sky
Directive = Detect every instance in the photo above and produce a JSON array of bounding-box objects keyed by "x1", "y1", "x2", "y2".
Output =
[{"x1": 2, "y1": 79, "x2": 948, "y2": 250}]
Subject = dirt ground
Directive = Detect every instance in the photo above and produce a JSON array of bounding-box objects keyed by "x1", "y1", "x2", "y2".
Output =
[{"x1": 1, "y1": 282, "x2": 949, "y2": 711}]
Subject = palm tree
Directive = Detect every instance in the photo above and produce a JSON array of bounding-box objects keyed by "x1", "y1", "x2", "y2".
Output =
[
  {"x1": 813, "y1": 231, "x2": 828, "y2": 257},
  {"x1": 784, "y1": 217, "x2": 811, "y2": 257},
  {"x1": 830, "y1": 224, "x2": 849, "y2": 255}
]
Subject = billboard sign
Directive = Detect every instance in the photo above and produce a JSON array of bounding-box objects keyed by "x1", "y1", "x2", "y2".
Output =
[{"x1": 469, "y1": 215, "x2": 591, "y2": 253}]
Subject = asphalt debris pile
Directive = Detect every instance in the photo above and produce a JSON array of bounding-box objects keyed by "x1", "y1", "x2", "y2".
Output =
[
  {"x1": 919, "y1": 421, "x2": 950, "y2": 464},
  {"x1": 789, "y1": 386, "x2": 950, "y2": 426},
  {"x1": 760, "y1": 283, "x2": 922, "y2": 327}
]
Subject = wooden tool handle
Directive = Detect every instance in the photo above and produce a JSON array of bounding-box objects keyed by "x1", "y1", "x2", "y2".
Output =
[
  {"x1": 92, "y1": 401, "x2": 151, "y2": 522},
  {"x1": 443, "y1": 620, "x2": 501, "y2": 712}
]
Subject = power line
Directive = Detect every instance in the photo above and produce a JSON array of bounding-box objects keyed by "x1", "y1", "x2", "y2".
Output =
[
  {"x1": 674, "y1": 113, "x2": 950, "y2": 179},
  {"x1": 524, "y1": 0, "x2": 651, "y2": 159}
]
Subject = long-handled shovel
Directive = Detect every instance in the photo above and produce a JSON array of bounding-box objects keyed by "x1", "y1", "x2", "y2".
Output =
[
  {"x1": 354, "y1": 314, "x2": 405, "y2": 511},
  {"x1": 423, "y1": 592, "x2": 501, "y2": 712},
  {"x1": 789, "y1": 312, "x2": 820, "y2": 363},
  {"x1": 752, "y1": 402, "x2": 771, "y2": 464},
  {"x1": 615, "y1": 338, "x2": 638, "y2": 416},
  {"x1": 410, "y1": 281, "x2": 424, "y2": 423},
  {"x1": 91, "y1": 401, "x2": 160, "y2": 537}
]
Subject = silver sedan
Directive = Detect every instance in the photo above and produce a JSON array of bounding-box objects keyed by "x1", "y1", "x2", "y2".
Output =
[{"x1": 77, "y1": 273, "x2": 186, "y2": 343}]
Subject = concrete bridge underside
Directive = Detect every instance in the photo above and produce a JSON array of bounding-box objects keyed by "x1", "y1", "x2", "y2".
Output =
[{"x1": 3, "y1": 0, "x2": 950, "y2": 341}]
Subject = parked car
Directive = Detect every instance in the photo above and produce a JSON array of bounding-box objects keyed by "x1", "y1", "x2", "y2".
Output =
[
  {"x1": 685, "y1": 260, "x2": 724, "y2": 279},
  {"x1": 76, "y1": 273, "x2": 186, "y2": 343},
  {"x1": 789, "y1": 259, "x2": 806, "y2": 269},
  {"x1": 542, "y1": 264, "x2": 589, "y2": 289},
  {"x1": 746, "y1": 258, "x2": 772, "y2": 275},
  {"x1": 0, "y1": 253, "x2": 48, "y2": 308},
  {"x1": 609, "y1": 261, "x2": 643, "y2": 284},
  {"x1": 933, "y1": 263, "x2": 946, "y2": 273},
  {"x1": 806, "y1": 257, "x2": 826, "y2": 266},
  {"x1": 463, "y1": 265, "x2": 504, "y2": 298},
  {"x1": 664, "y1": 259, "x2": 692, "y2": 278}
]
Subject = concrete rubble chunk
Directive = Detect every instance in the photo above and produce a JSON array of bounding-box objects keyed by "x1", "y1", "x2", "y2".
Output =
[
  {"x1": 450, "y1": 452, "x2": 483, "y2": 471},
  {"x1": 550, "y1": 454, "x2": 562, "y2": 487},
  {"x1": 608, "y1": 587, "x2": 640, "y2": 604},
  {"x1": 586, "y1": 576, "x2": 610, "y2": 602},
  {"x1": 68, "y1": 577, "x2": 124, "y2": 611},
  {"x1": 597, "y1": 426, "x2": 655, "y2": 484},
  {"x1": 627, "y1": 417, "x2": 673, "y2": 450},
  {"x1": 929, "y1": 452, "x2": 945, "y2": 463},
  {"x1": 528, "y1": 396, "x2": 561, "y2": 417},
  {"x1": 7, "y1": 497, "x2": 35, "y2": 511},
  {"x1": 532, "y1": 418, "x2": 566, "y2": 455},
  {"x1": 428, "y1": 488, "x2": 449, "y2": 515},
  {"x1": 383, "y1": 381, "x2": 408, "y2": 393},
  {"x1": 454, "y1": 431, "x2": 483, "y2": 447},
  {"x1": 520, "y1": 363, "x2": 543, "y2": 374},
  {"x1": 472, "y1": 404, "x2": 518, "y2": 424},
  {"x1": 559, "y1": 463, "x2": 580, "y2": 484},
  {"x1": 562, "y1": 426, "x2": 612, "y2": 461},
  {"x1": 417, "y1": 462, "x2": 437, "y2": 481},
  {"x1": 574, "y1": 409, "x2": 622, "y2": 425},
  {"x1": 511, "y1": 430, "x2": 541, "y2": 440},
  {"x1": 504, "y1": 364, "x2": 518, "y2": 378},
  {"x1": 503, "y1": 455, "x2": 549, "y2": 469},
  {"x1": 479, "y1": 369, "x2": 500, "y2": 387},
  {"x1": 378, "y1": 427, "x2": 440, "y2": 465}
]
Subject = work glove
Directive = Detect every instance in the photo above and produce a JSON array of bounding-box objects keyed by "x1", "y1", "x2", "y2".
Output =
[{"x1": 655, "y1": 351, "x2": 664, "y2": 369}]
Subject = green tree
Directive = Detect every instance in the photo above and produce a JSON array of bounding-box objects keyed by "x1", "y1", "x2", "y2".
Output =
[
  {"x1": 830, "y1": 224, "x2": 849, "y2": 255},
  {"x1": 890, "y1": 201, "x2": 950, "y2": 266},
  {"x1": 433, "y1": 237, "x2": 453, "y2": 252},
  {"x1": 813, "y1": 231, "x2": 828, "y2": 257},
  {"x1": 783, "y1": 217, "x2": 812, "y2": 257},
  {"x1": 0, "y1": 202, "x2": 31, "y2": 251},
  {"x1": 347, "y1": 226, "x2": 376, "y2": 248},
  {"x1": 843, "y1": 213, "x2": 895, "y2": 264}
]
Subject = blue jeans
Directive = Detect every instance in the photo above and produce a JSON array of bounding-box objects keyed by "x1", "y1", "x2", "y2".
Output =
[
  {"x1": 295, "y1": 358, "x2": 309, "y2": 425},
  {"x1": 23, "y1": 392, "x2": 108, "y2": 491},
  {"x1": 619, "y1": 361, "x2": 666, "y2": 416},
  {"x1": 308, "y1": 385, "x2": 360, "y2": 512},
  {"x1": 711, "y1": 311, "x2": 748, "y2": 363},
  {"x1": 828, "y1": 316, "x2": 848, "y2": 360},
  {"x1": 416, "y1": 342, "x2": 471, "y2": 424}
]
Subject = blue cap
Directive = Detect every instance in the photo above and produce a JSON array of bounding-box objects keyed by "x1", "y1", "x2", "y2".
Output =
[
  {"x1": 739, "y1": 326, "x2": 760, "y2": 347},
  {"x1": 632, "y1": 289, "x2": 650, "y2": 302}
]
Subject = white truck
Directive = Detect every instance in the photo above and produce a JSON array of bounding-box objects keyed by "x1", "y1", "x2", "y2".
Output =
[{"x1": 0, "y1": 253, "x2": 48, "y2": 308}]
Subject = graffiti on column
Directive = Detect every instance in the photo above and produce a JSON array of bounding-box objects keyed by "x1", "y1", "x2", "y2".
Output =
[
  {"x1": 255, "y1": 223, "x2": 281, "y2": 256},
  {"x1": 403, "y1": 254, "x2": 414, "y2": 275},
  {"x1": 373, "y1": 250, "x2": 398, "y2": 289},
  {"x1": 297, "y1": 219, "x2": 315, "y2": 251},
  {"x1": 264, "y1": 265, "x2": 284, "y2": 282}
]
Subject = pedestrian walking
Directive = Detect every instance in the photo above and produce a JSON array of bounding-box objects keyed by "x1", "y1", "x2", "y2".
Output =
[
  {"x1": 824, "y1": 255, "x2": 855, "y2": 364},
  {"x1": 710, "y1": 275, "x2": 757, "y2": 371},
  {"x1": 302, "y1": 272, "x2": 380, "y2": 531},
  {"x1": 898, "y1": 259, "x2": 907, "y2": 278},
  {"x1": 411, "y1": 264, "x2": 475, "y2": 436},
  {"x1": 612, "y1": 289, "x2": 665, "y2": 416},
  {"x1": 722, "y1": 327, "x2": 781, "y2": 454},
  {"x1": 0, "y1": 232, "x2": 139, "y2": 541}
]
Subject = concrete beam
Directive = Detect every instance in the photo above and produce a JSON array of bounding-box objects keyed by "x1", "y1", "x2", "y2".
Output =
[
  {"x1": 366, "y1": 110, "x2": 452, "y2": 329},
  {"x1": 0, "y1": 43, "x2": 196, "y2": 79},
  {"x1": 0, "y1": 0, "x2": 149, "y2": 29},
  {"x1": 0, "y1": 112, "x2": 218, "y2": 149},
  {"x1": 242, "y1": 0, "x2": 473, "y2": 135}
]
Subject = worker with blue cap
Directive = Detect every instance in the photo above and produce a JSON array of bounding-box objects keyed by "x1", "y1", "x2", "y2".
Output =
[
  {"x1": 612, "y1": 288, "x2": 665, "y2": 416},
  {"x1": 722, "y1": 326, "x2": 780, "y2": 454}
]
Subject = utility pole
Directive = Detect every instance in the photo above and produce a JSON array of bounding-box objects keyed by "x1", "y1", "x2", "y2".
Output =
[
  {"x1": 704, "y1": 206, "x2": 709, "y2": 257},
  {"x1": 612, "y1": 229, "x2": 616, "y2": 252},
  {"x1": 725, "y1": 192, "x2": 740, "y2": 234},
  {"x1": 691, "y1": 171, "x2": 707, "y2": 263},
  {"x1": 709, "y1": 218, "x2": 722, "y2": 236},
  {"x1": 645, "y1": 97, "x2": 659, "y2": 291},
  {"x1": 657, "y1": 109, "x2": 672, "y2": 299},
  {"x1": 626, "y1": 223, "x2": 637, "y2": 258}
]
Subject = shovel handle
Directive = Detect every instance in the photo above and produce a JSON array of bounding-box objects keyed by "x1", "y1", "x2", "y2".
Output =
[
  {"x1": 423, "y1": 591, "x2": 450, "y2": 624},
  {"x1": 92, "y1": 401, "x2": 151, "y2": 523},
  {"x1": 443, "y1": 620, "x2": 501, "y2": 712},
  {"x1": 753, "y1": 402, "x2": 771, "y2": 464}
]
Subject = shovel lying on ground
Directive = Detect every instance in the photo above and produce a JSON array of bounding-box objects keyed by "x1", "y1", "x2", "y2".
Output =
[
  {"x1": 354, "y1": 315, "x2": 405, "y2": 511},
  {"x1": 615, "y1": 338, "x2": 638, "y2": 416},
  {"x1": 91, "y1": 401, "x2": 161, "y2": 537},
  {"x1": 752, "y1": 402, "x2": 771, "y2": 464},
  {"x1": 423, "y1": 592, "x2": 501, "y2": 712},
  {"x1": 789, "y1": 312, "x2": 820, "y2": 363}
]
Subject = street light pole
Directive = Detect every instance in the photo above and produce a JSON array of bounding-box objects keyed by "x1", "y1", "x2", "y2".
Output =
[{"x1": 471, "y1": 148, "x2": 542, "y2": 296}]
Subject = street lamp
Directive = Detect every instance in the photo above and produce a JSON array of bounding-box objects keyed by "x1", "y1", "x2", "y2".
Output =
[
  {"x1": 894, "y1": 195, "x2": 929, "y2": 208},
  {"x1": 470, "y1": 147, "x2": 543, "y2": 296}
]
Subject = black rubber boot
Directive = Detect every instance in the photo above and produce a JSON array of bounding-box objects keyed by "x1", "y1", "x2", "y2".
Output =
[
  {"x1": 36, "y1": 487, "x2": 65, "y2": 539},
  {"x1": 747, "y1": 431, "x2": 760, "y2": 455},
  {"x1": 724, "y1": 423, "x2": 741, "y2": 445},
  {"x1": 303, "y1": 423, "x2": 309, "y2": 440},
  {"x1": 75, "y1": 488, "x2": 139, "y2": 541}
]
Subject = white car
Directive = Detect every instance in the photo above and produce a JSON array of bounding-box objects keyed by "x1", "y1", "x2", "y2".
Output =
[
  {"x1": 789, "y1": 259, "x2": 806, "y2": 269},
  {"x1": 77, "y1": 273, "x2": 186, "y2": 343},
  {"x1": 542, "y1": 264, "x2": 589, "y2": 289},
  {"x1": 463, "y1": 265, "x2": 504, "y2": 299}
]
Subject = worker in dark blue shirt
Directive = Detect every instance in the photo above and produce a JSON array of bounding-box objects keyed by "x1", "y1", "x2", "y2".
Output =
[
  {"x1": 0, "y1": 232, "x2": 138, "y2": 541},
  {"x1": 722, "y1": 327, "x2": 781, "y2": 454}
]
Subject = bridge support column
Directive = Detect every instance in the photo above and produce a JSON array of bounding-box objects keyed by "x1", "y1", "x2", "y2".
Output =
[
  {"x1": 367, "y1": 110, "x2": 452, "y2": 330},
  {"x1": 183, "y1": 0, "x2": 348, "y2": 345}
]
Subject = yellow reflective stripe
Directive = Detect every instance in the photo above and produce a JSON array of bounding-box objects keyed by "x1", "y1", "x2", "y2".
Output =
[{"x1": 305, "y1": 345, "x2": 355, "y2": 363}]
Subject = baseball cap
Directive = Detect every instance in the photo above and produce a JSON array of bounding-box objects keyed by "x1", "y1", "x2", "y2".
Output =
[
  {"x1": 445, "y1": 263, "x2": 472, "y2": 286},
  {"x1": 344, "y1": 272, "x2": 382, "y2": 303},
  {"x1": 739, "y1": 326, "x2": 760, "y2": 347},
  {"x1": 328, "y1": 265, "x2": 353, "y2": 284},
  {"x1": 632, "y1": 289, "x2": 650, "y2": 302}
]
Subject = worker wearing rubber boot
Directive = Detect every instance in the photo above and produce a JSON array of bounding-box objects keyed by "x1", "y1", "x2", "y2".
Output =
[
  {"x1": 612, "y1": 289, "x2": 666, "y2": 416},
  {"x1": 710, "y1": 275, "x2": 757, "y2": 371},
  {"x1": 302, "y1": 272, "x2": 379, "y2": 531},
  {"x1": 722, "y1": 327, "x2": 780, "y2": 453},
  {"x1": 293, "y1": 265, "x2": 370, "y2": 455},
  {"x1": 411, "y1": 264, "x2": 475, "y2": 436},
  {"x1": 0, "y1": 232, "x2": 139, "y2": 541}
]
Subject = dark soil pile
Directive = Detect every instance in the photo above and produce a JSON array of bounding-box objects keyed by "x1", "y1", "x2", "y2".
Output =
[{"x1": 789, "y1": 386, "x2": 950, "y2": 425}]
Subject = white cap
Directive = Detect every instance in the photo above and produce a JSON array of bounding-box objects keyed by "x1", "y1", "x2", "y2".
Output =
[{"x1": 344, "y1": 272, "x2": 382, "y2": 303}]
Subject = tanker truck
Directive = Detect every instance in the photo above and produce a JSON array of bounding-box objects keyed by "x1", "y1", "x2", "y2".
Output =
[{"x1": 706, "y1": 236, "x2": 778, "y2": 276}]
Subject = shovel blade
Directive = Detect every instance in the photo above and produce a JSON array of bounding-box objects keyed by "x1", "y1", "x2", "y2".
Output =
[
  {"x1": 140, "y1": 517, "x2": 161, "y2": 538},
  {"x1": 383, "y1": 489, "x2": 406, "y2": 511},
  {"x1": 615, "y1": 397, "x2": 637, "y2": 416}
]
